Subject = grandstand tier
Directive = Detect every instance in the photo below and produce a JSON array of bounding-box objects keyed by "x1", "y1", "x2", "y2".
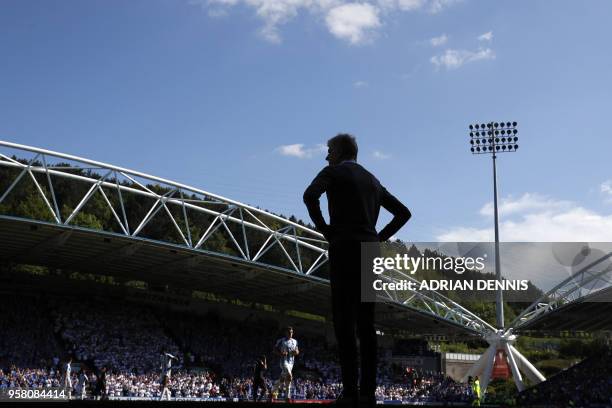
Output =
[{"x1": 0, "y1": 291, "x2": 476, "y2": 404}]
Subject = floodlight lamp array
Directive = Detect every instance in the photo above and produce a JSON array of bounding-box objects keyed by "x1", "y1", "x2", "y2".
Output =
[{"x1": 469, "y1": 122, "x2": 519, "y2": 154}]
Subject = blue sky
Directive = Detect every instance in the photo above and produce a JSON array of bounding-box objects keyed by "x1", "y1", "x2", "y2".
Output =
[{"x1": 2, "y1": 0, "x2": 612, "y2": 242}]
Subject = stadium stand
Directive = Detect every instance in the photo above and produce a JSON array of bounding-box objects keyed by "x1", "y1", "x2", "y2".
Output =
[
  {"x1": 0, "y1": 295, "x2": 64, "y2": 368},
  {"x1": 0, "y1": 293, "x2": 474, "y2": 403},
  {"x1": 518, "y1": 349, "x2": 612, "y2": 407}
]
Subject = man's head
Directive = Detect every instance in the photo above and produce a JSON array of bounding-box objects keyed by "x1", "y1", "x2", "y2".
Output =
[
  {"x1": 326, "y1": 133, "x2": 358, "y2": 166},
  {"x1": 285, "y1": 326, "x2": 294, "y2": 338}
]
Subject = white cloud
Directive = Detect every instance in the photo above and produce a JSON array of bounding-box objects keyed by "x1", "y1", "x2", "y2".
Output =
[
  {"x1": 325, "y1": 3, "x2": 381, "y2": 45},
  {"x1": 201, "y1": 0, "x2": 341, "y2": 43},
  {"x1": 378, "y1": 0, "x2": 457, "y2": 13},
  {"x1": 429, "y1": 33, "x2": 448, "y2": 47},
  {"x1": 428, "y1": 0, "x2": 459, "y2": 13},
  {"x1": 601, "y1": 180, "x2": 612, "y2": 202},
  {"x1": 377, "y1": 0, "x2": 426, "y2": 11},
  {"x1": 373, "y1": 150, "x2": 391, "y2": 159},
  {"x1": 437, "y1": 226, "x2": 492, "y2": 242},
  {"x1": 353, "y1": 80, "x2": 368, "y2": 88},
  {"x1": 479, "y1": 193, "x2": 572, "y2": 217},
  {"x1": 430, "y1": 47, "x2": 494, "y2": 70},
  {"x1": 437, "y1": 193, "x2": 612, "y2": 242},
  {"x1": 245, "y1": 0, "x2": 318, "y2": 43},
  {"x1": 478, "y1": 30, "x2": 493, "y2": 42},
  {"x1": 275, "y1": 143, "x2": 326, "y2": 158},
  {"x1": 192, "y1": 0, "x2": 460, "y2": 43}
]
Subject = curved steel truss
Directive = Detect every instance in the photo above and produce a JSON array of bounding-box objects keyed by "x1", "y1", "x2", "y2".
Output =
[
  {"x1": 0, "y1": 141, "x2": 329, "y2": 276},
  {"x1": 510, "y1": 251, "x2": 612, "y2": 330},
  {"x1": 378, "y1": 268, "x2": 496, "y2": 335},
  {"x1": 0, "y1": 140, "x2": 493, "y2": 336}
]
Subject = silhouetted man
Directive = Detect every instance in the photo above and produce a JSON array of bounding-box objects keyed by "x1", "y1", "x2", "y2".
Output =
[{"x1": 303, "y1": 134, "x2": 411, "y2": 407}]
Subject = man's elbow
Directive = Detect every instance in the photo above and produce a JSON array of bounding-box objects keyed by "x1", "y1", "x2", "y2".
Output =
[
  {"x1": 400, "y1": 207, "x2": 411, "y2": 223},
  {"x1": 303, "y1": 190, "x2": 317, "y2": 206}
]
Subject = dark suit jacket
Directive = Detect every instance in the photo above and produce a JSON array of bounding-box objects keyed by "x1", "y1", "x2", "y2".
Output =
[{"x1": 303, "y1": 161, "x2": 410, "y2": 243}]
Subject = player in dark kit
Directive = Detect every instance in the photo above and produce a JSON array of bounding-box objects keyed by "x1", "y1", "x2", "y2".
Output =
[
  {"x1": 94, "y1": 366, "x2": 108, "y2": 401},
  {"x1": 252, "y1": 355, "x2": 270, "y2": 401}
]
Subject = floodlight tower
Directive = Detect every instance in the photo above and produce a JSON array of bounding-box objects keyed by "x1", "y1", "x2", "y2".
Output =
[
  {"x1": 463, "y1": 122, "x2": 545, "y2": 395},
  {"x1": 469, "y1": 121, "x2": 519, "y2": 329}
]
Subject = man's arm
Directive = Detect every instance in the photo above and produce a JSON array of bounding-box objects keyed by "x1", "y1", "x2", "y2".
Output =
[
  {"x1": 303, "y1": 167, "x2": 333, "y2": 238},
  {"x1": 378, "y1": 187, "x2": 411, "y2": 242}
]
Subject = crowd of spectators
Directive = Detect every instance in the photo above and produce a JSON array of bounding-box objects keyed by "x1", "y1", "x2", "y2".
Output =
[
  {"x1": 0, "y1": 367, "x2": 62, "y2": 389},
  {"x1": 0, "y1": 295, "x2": 63, "y2": 368},
  {"x1": 375, "y1": 373, "x2": 470, "y2": 403},
  {"x1": 92, "y1": 371, "x2": 468, "y2": 402},
  {"x1": 106, "y1": 370, "x2": 220, "y2": 399},
  {"x1": 52, "y1": 301, "x2": 181, "y2": 374},
  {"x1": 518, "y1": 349, "x2": 612, "y2": 407},
  {"x1": 5, "y1": 293, "x2": 609, "y2": 404},
  {"x1": 163, "y1": 313, "x2": 274, "y2": 378},
  {"x1": 1, "y1": 294, "x2": 477, "y2": 401}
]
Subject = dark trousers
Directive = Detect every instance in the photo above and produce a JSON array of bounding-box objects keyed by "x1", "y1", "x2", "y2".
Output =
[
  {"x1": 329, "y1": 240, "x2": 377, "y2": 399},
  {"x1": 252, "y1": 377, "x2": 268, "y2": 401}
]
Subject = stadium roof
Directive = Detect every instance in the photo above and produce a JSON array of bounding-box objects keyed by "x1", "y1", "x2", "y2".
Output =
[
  {"x1": 514, "y1": 286, "x2": 612, "y2": 332},
  {"x1": 0, "y1": 215, "x2": 483, "y2": 337},
  {"x1": 0, "y1": 140, "x2": 498, "y2": 338},
  {"x1": 510, "y1": 248, "x2": 612, "y2": 334}
]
